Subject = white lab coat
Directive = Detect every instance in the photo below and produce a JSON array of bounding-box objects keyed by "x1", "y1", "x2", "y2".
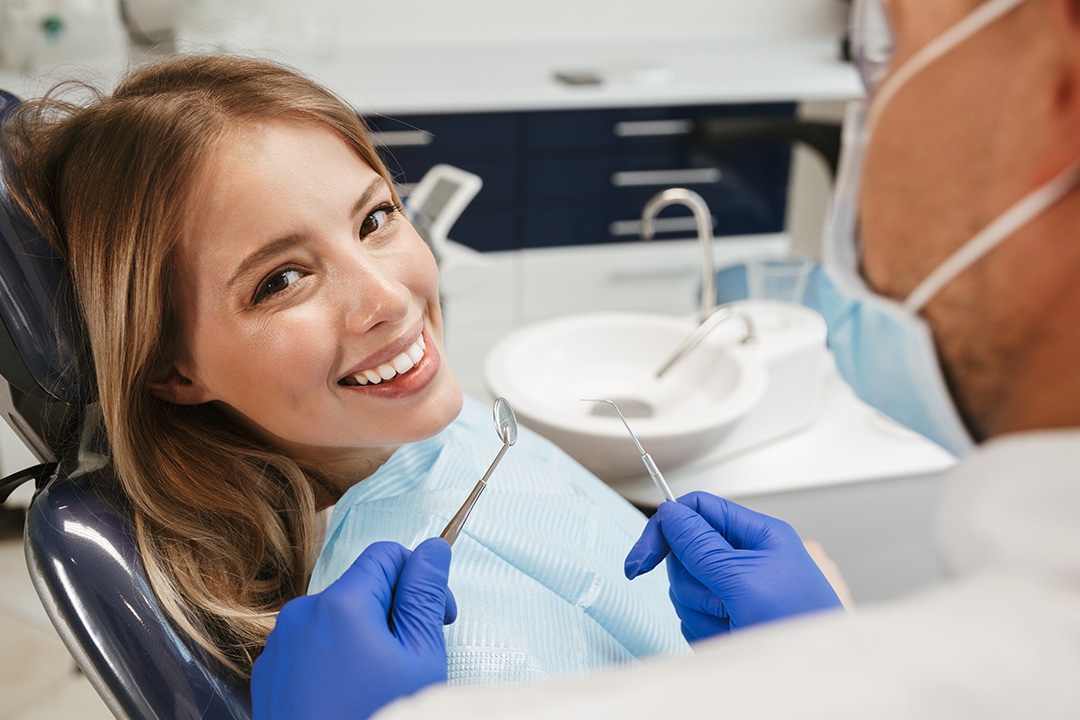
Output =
[{"x1": 376, "y1": 429, "x2": 1080, "y2": 719}]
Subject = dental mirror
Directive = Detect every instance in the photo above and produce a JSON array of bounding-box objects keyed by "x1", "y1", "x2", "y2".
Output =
[
  {"x1": 494, "y1": 396, "x2": 518, "y2": 446},
  {"x1": 440, "y1": 397, "x2": 518, "y2": 546}
]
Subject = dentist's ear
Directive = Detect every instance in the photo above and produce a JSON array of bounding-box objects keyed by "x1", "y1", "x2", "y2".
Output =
[
  {"x1": 1053, "y1": 0, "x2": 1080, "y2": 58},
  {"x1": 1046, "y1": 0, "x2": 1080, "y2": 151},
  {"x1": 1059, "y1": 0, "x2": 1080, "y2": 27},
  {"x1": 146, "y1": 362, "x2": 215, "y2": 405}
]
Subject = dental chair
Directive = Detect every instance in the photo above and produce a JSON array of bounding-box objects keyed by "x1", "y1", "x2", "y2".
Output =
[{"x1": 0, "y1": 90, "x2": 252, "y2": 719}]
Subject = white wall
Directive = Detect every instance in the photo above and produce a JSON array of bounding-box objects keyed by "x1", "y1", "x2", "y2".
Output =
[
  {"x1": 250, "y1": 0, "x2": 848, "y2": 55},
  {"x1": 324, "y1": 0, "x2": 846, "y2": 42},
  {"x1": 786, "y1": 99, "x2": 848, "y2": 260}
]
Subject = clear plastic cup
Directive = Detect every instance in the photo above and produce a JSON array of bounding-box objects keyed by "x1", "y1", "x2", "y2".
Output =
[{"x1": 747, "y1": 255, "x2": 814, "y2": 304}]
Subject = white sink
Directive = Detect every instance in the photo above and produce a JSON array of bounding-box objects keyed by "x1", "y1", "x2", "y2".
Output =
[{"x1": 484, "y1": 312, "x2": 767, "y2": 480}]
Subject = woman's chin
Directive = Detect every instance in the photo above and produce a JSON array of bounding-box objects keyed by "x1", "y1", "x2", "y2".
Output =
[
  {"x1": 361, "y1": 370, "x2": 463, "y2": 446},
  {"x1": 417, "y1": 371, "x2": 464, "y2": 437}
]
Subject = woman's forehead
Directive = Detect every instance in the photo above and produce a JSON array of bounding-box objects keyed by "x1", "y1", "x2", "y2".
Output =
[{"x1": 175, "y1": 119, "x2": 381, "y2": 265}]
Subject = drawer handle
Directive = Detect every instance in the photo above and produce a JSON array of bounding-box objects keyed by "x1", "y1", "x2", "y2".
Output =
[
  {"x1": 609, "y1": 216, "x2": 716, "y2": 237},
  {"x1": 371, "y1": 130, "x2": 434, "y2": 147},
  {"x1": 613, "y1": 119, "x2": 693, "y2": 137},
  {"x1": 611, "y1": 168, "x2": 722, "y2": 187}
]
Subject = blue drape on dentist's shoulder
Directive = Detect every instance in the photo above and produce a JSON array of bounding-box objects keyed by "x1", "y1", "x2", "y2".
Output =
[{"x1": 309, "y1": 396, "x2": 689, "y2": 686}]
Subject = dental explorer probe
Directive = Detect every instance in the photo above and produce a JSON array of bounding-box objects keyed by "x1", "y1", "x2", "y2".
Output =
[
  {"x1": 440, "y1": 397, "x2": 518, "y2": 546},
  {"x1": 582, "y1": 399, "x2": 677, "y2": 503}
]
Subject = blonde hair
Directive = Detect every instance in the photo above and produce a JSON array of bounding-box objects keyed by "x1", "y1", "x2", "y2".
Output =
[{"x1": 2, "y1": 54, "x2": 396, "y2": 676}]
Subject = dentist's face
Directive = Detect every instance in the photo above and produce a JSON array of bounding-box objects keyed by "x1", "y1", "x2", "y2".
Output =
[
  {"x1": 859, "y1": 0, "x2": 1023, "y2": 298},
  {"x1": 167, "y1": 118, "x2": 462, "y2": 474},
  {"x1": 857, "y1": 0, "x2": 1073, "y2": 437}
]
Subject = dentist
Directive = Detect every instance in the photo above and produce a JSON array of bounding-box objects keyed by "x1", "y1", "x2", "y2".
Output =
[{"x1": 252, "y1": 0, "x2": 1080, "y2": 716}]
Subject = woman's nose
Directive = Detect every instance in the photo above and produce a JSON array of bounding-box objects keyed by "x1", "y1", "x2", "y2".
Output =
[{"x1": 340, "y1": 259, "x2": 412, "y2": 335}]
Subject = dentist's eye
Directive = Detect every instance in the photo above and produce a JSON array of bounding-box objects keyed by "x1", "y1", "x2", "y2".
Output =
[
  {"x1": 253, "y1": 267, "x2": 305, "y2": 305},
  {"x1": 359, "y1": 203, "x2": 401, "y2": 238}
]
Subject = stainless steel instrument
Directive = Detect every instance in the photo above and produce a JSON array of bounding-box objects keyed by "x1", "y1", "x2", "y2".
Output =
[
  {"x1": 440, "y1": 397, "x2": 518, "y2": 546},
  {"x1": 582, "y1": 398, "x2": 676, "y2": 502}
]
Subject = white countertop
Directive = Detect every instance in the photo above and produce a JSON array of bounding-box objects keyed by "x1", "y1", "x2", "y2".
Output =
[
  {"x1": 612, "y1": 364, "x2": 958, "y2": 508},
  {"x1": 0, "y1": 36, "x2": 862, "y2": 114},
  {"x1": 308, "y1": 37, "x2": 862, "y2": 115}
]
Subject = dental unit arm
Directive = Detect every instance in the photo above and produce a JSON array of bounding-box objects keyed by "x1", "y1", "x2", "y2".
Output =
[{"x1": 404, "y1": 164, "x2": 492, "y2": 298}]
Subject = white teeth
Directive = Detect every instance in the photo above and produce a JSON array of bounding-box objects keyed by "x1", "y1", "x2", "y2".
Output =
[
  {"x1": 344, "y1": 335, "x2": 427, "y2": 387},
  {"x1": 392, "y1": 352, "x2": 413, "y2": 374}
]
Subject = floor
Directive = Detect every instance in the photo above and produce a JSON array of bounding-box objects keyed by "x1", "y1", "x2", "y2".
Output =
[{"x1": 0, "y1": 536, "x2": 112, "y2": 720}]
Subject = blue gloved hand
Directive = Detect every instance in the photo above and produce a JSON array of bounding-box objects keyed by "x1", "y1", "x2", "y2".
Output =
[
  {"x1": 251, "y1": 538, "x2": 457, "y2": 720},
  {"x1": 624, "y1": 492, "x2": 843, "y2": 643}
]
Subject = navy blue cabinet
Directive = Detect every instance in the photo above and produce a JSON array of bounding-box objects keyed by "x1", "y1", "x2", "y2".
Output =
[{"x1": 364, "y1": 102, "x2": 794, "y2": 252}]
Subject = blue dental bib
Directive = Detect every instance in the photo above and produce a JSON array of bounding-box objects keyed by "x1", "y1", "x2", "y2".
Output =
[{"x1": 309, "y1": 396, "x2": 688, "y2": 685}]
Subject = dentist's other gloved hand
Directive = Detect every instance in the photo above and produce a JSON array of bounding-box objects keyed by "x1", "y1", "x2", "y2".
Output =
[
  {"x1": 251, "y1": 538, "x2": 457, "y2": 720},
  {"x1": 625, "y1": 492, "x2": 843, "y2": 643}
]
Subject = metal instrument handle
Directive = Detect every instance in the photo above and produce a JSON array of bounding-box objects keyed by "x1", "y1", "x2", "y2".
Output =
[
  {"x1": 439, "y1": 441, "x2": 510, "y2": 546},
  {"x1": 641, "y1": 452, "x2": 676, "y2": 502}
]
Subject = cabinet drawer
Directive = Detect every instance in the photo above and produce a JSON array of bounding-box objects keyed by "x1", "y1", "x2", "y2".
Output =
[
  {"x1": 524, "y1": 193, "x2": 780, "y2": 249},
  {"x1": 447, "y1": 211, "x2": 516, "y2": 252},
  {"x1": 524, "y1": 103, "x2": 796, "y2": 152},
  {"x1": 365, "y1": 111, "x2": 518, "y2": 154},
  {"x1": 385, "y1": 156, "x2": 518, "y2": 207},
  {"x1": 526, "y1": 153, "x2": 729, "y2": 201},
  {"x1": 362, "y1": 103, "x2": 795, "y2": 252},
  {"x1": 526, "y1": 143, "x2": 791, "y2": 200}
]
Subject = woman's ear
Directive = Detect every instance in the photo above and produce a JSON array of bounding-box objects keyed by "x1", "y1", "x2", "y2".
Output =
[{"x1": 146, "y1": 362, "x2": 215, "y2": 405}]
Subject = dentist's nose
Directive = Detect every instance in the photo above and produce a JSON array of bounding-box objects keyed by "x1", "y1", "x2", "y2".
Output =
[{"x1": 342, "y1": 259, "x2": 411, "y2": 334}]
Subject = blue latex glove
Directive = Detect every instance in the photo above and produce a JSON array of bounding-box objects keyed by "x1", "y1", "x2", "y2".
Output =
[
  {"x1": 252, "y1": 538, "x2": 457, "y2": 720},
  {"x1": 624, "y1": 492, "x2": 843, "y2": 643}
]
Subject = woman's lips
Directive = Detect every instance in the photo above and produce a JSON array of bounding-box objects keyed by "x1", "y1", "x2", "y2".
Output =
[
  {"x1": 338, "y1": 328, "x2": 440, "y2": 399},
  {"x1": 340, "y1": 333, "x2": 426, "y2": 386},
  {"x1": 339, "y1": 319, "x2": 426, "y2": 383}
]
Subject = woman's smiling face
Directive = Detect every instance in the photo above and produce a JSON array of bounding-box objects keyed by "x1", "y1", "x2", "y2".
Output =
[{"x1": 156, "y1": 118, "x2": 462, "y2": 476}]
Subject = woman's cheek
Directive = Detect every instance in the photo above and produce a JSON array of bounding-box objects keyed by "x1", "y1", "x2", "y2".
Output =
[{"x1": 410, "y1": 240, "x2": 442, "y2": 302}]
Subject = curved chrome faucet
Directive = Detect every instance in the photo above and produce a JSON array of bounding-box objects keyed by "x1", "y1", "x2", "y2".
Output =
[
  {"x1": 640, "y1": 188, "x2": 716, "y2": 322},
  {"x1": 655, "y1": 305, "x2": 756, "y2": 379}
]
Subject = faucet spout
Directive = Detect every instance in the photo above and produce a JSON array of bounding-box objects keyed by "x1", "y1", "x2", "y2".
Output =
[{"x1": 640, "y1": 188, "x2": 716, "y2": 322}]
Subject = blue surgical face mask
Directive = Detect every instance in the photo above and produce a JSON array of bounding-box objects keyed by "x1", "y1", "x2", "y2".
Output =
[{"x1": 819, "y1": 0, "x2": 1080, "y2": 457}]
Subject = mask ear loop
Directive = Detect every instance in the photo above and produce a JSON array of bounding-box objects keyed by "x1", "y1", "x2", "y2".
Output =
[
  {"x1": 867, "y1": 0, "x2": 1030, "y2": 134},
  {"x1": 904, "y1": 156, "x2": 1080, "y2": 313}
]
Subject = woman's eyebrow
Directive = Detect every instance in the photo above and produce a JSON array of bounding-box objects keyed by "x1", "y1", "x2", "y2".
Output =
[
  {"x1": 227, "y1": 179, "x2": 388, "y2": 291},
  {"x1": 350, "y1": 177, "x2": 387, "y2": 219},
  {"x1": 228, "y1": 234, "x2": 306, "y2": 291}
]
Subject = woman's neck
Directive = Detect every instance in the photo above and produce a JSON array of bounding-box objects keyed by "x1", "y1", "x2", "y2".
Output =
[{"x1": 305, "y1": 445, "x2": 399, "y2": 509}]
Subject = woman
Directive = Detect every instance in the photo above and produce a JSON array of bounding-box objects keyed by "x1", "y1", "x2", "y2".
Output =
[{"x1": 1, "y1": 54, "x2": 684, "y2": 681}]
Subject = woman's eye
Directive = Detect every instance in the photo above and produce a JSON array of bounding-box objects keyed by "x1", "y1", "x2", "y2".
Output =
[
  {"x1": 359, "y1": 203, "x2": 399, "y2": 238},
  {"x1": 253, "y1": 268, "x2": 303, "y2": 304}
]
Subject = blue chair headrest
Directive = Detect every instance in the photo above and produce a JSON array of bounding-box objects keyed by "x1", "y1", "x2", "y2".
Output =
[{"x1": 0, "y1": 90, "x2": 93, "y2": 406}]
